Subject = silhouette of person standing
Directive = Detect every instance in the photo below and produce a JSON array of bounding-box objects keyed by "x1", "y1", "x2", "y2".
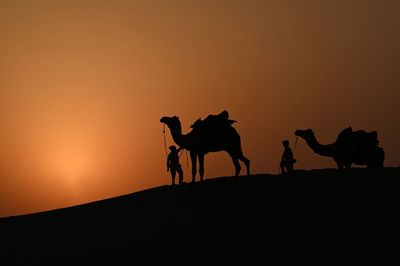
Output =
[
  {"x1": 167, "y1": 145, "x2": 184, "y2": 185},
  {"x1": 280, "y1": 140, "x2": 296, "y2": 174}
]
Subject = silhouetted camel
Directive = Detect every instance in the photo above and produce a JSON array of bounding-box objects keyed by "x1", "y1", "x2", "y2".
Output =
[
  {"x1": 295, "y1": 127, "x2": 384, "y2": 168},
  {"x1": 160, "y1": 111, "x2": 250, "y2": 183}
]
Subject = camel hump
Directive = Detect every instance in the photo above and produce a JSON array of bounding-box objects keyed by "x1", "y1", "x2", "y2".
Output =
[
  {"x1": 219, "y1": 110, "x2": 230, "y2": 120},
  {"x1": 190, "y1": 110, "x2": 236, "y2": 130},
  {"x1": 336, "y1": 127, "x2": 353, "y2": 142}
]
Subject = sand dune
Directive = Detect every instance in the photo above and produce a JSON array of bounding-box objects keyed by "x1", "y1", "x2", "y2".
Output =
[{"x1": 0, "y1": 168, "x2": 398, "y2": 265}]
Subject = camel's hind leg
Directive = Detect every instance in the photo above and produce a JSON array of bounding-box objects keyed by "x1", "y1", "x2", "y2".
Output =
[
  {"x1": 230, "y1": 156, "x2": 241, "y2": 176},
  {"x1": 198, "y1": 154, "x2": 205, "y2": 182},
  {"x1": 238, "y1": 154, "x2": 250, "y2": 175},
  {"x1": 190, "y1": 151, "x2": 197, "y2": 183}
]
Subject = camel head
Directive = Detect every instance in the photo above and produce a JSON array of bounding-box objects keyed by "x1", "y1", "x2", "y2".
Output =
[
  {"x1": 295, "y1": 129, "x2": 314, "y2": 139},
  {"x1": 160, "y1": 116, "x2": 182, "y2": 131}
]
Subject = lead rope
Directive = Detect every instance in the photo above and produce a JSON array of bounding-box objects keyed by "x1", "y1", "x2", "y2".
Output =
[
  {"x1": 178, "y1": 146, "x2": 189, "y2": 167},
  {"x1": 293, "y1": 135, "x2": 299, "y2": 154},
  {"x1": 163, "y1": 124, "x2": 189, "y2": 167},
  {"x1": 162, "y1": 124, "x2": 168, "y2": 157}
]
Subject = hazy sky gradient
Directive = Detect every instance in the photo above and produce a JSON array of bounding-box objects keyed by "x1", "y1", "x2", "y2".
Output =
[{"x1": 1, "y1": 0, "x2": 399, "y2": 217}]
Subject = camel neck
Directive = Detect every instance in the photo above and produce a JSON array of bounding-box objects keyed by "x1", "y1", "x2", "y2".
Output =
[
  {"x1": 304, "y1": 135, "x2": 335, "y2": 157},
  {"x1": 169, "y1": 125, "x2": 186, "y2": 148}
]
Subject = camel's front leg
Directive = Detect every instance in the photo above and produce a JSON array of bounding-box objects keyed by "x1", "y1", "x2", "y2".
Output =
[
  {"x1": 198, "y1": 154, "x2": 205, "y2": 182},
  {"x1": 334, "y1": 158, "x2": 343, "y2": 169},
  {"x1": 190, "y1": 151, "x2": 197, "y2": 183}
]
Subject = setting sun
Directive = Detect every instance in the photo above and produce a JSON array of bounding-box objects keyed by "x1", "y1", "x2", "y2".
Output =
[{"x1": 49, "y1": 144, "x2": 91, "y2": 185}]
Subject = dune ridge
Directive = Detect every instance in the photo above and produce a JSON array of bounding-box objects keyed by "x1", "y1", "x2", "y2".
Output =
[{"x1": 0, "y1": 167, "x2": 398, "y2": 265}]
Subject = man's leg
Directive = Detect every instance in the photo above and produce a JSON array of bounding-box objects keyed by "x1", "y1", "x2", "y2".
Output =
[
  {"x1": 178, "y1": 167, "x2": 184, "y2": 185},
  {"x1": 171, "y1": 169, "x2": 176, "y2": 185},
  {"x1": 280, "y1": 162, "x2": 285, "y2": 174}
]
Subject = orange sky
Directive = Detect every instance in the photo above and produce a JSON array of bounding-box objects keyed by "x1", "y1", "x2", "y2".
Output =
[{"x1": 1, "y1": 0, "x2": 399, "y2": 217}]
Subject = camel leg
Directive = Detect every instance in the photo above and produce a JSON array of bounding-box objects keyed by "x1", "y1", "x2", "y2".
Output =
[
  {"x1": 379, "y1": 150, "x2": 385, "y2": 167},
  {"x1": 198, "y1": 154, "x2": 205, "y2": 182},
  {"x1": 238, "y1": 154, "x2": 250, "y2": 175},
  {"x1": 190, "y1": 151, "x2": 197, "y2": 183},
  {"x1": 335, "y1": 160, "x2": 343, "y2": 169},
  {"x1": 230, "y1": 156, "x2": 241, "y2": 176}
]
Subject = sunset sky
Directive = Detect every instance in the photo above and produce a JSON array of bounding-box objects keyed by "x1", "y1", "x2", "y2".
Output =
[{"x1": 1, "y1": 0, "x2": 399, "y2": 217}]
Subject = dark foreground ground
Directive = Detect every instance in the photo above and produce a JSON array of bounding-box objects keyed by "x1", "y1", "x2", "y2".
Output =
[{"x1": 0, "y1": 168, "x2": 399, "y2": 266}]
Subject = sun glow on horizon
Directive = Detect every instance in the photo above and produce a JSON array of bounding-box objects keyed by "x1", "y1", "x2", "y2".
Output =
[
  {"x1": 51, "y1": 147, "x2": 91, "y2": 185},
  {"x1": 37, "y1": 129, "x2": 97, "y2": 190}
]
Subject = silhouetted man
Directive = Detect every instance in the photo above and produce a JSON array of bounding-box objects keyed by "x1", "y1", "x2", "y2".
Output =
[
  {"x1": 167, "y1": 145, "x2": 184, "y2": 185},
  {"x1": 280, "y1": 140, "x2": 296, "y2": 174}
]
